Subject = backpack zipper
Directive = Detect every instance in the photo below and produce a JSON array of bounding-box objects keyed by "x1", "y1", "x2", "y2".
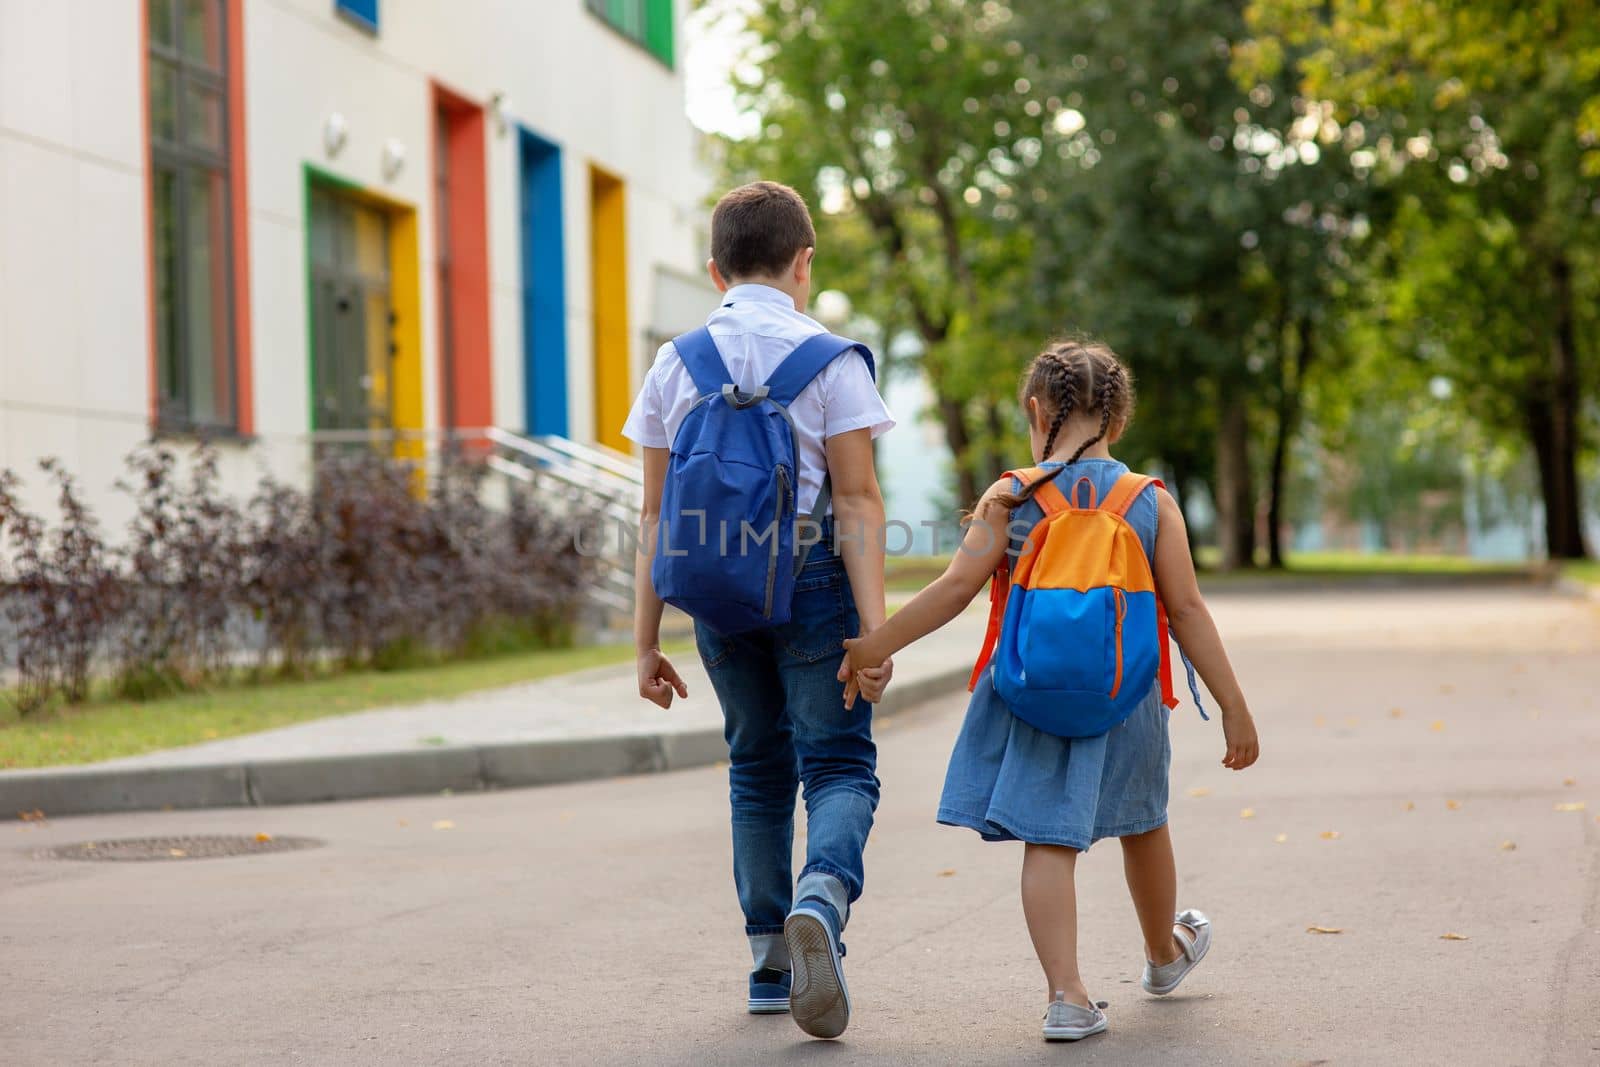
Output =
[
  {"x1": 1110, "y1": 588, "x2": 1127, "y2": 699},
  {"x1": 764, "y1": 466, "x2": 790, "y2": 618}
]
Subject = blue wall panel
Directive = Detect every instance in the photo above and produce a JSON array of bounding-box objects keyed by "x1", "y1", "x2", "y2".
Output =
[{"x1": 519, "y1": 127, "x2": 568, "y2": 437}]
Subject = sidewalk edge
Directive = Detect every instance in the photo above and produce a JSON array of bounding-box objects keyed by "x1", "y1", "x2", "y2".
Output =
[{"x1": 1, "y1": 664, "x2": 972, "y2": 819}]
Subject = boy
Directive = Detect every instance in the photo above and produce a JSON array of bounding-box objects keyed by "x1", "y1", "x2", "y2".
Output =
[{"x1": 623, "y1": 181, "x2": 894, "y2": 1040}]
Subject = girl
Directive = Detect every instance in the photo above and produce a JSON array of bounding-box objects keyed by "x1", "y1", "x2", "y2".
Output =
[{"x1": 840, "y1": 339, "x2": 1259, "y2": 1042}]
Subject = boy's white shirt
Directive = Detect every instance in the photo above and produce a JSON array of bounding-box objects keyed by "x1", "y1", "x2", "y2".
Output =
[{"x1": 621, "y1": 283, "x2": 895, "y2": 515}]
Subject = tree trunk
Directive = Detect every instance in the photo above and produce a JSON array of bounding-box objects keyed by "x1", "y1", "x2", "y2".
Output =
[
  {"x1": 1215, "y1": 389, "x2": 1255, "y2": 571},
  {"x1": 1531, "y1": 255, "x2": 1589, "y2": 560},
  {"x1": 939, "y1": 395, "x2": 979, "y2": 508},
  {"x1": 1267, "y1": 316, "x2": 1315, "y2": 569}
]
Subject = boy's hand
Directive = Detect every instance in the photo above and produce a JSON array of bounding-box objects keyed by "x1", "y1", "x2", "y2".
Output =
[
  {"x1": 839, "y1": 633, "x2": 892, "y2": 710},
  {"x1": 637, "y1": 649, "x2": 689, "y2": 708},
  {"x1": 1221, "y1": 707, "x2": 1260, "y2": 770},
  {"x1": 840, "y1": 657, "x2": 893, "y2": 710}
]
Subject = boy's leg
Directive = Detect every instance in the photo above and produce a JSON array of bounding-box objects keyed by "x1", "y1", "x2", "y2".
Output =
[
  {"x1": 776, "y1": 563, "x2": 879, "y2": 923},
  {"x1": 695, "y1": 622, "x2": 800, "y2": 973}
]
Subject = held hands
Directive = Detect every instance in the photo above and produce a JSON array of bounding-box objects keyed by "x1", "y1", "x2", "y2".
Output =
[
  {"x1": 838, "y1": 633, "x2": 893, "y2": 710},
  {"x1": 637, "y1": 648, "x2": 689, "y2": 709},
  {"x1": 1221, "y1": 707, "x2": 1260, "y2": 770}
]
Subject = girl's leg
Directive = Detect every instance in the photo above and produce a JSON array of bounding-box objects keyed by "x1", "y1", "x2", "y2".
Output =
[
  {"x1": 1020, "y1": 843, "x2": 1091, "y2": 1007},
  {"x1": 1120, "y1": 823, "x2": 1183, "y2": 965}
]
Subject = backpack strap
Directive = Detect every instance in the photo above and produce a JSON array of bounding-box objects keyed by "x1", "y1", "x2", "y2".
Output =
[
  {"x1": 764, "y1": 333, "x2": 876, "y2": 574},
  {"x1": 968, "y1": 468, "x2": 1040, "y2": 691},
  {"x1": 762, "y1": 332, "x2": 876, "y2": 406},
  {"x1": 671, "y1": 327, "x2": 735, "y2": 397},
  {"x1": 1101, "y1": 471, "x2": 1159, "y2": 517}
]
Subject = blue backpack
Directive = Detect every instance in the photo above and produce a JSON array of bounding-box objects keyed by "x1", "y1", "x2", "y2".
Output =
[{"x1": 651, "y1": 327, "x2": 876, "y2": 635}]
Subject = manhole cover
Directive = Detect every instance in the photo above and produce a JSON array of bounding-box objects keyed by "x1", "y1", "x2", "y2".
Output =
[{"x1": 40, "y1": 835, "x2": 323, "y2": 862}]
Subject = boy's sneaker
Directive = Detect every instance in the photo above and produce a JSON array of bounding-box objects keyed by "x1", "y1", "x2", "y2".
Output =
[
  {"x1": 783, "y1": 898, "x2": 850, "y2": 1039},
  {"x1": 747, "y1": 968, "x2": 791, "y2": 1014}
]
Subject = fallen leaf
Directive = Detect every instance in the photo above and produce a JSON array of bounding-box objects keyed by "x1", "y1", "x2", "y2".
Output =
[
  {"x1": 1306, "y1": 925, "x2": 1343, "y2": 935},
  {"x1": 1439, "y1": 684, "x2": 1455, "y2": 695},
  {"x1": 1438, "y1": 932, "x2": 1469, "y2": 941},
  {"x1": 168, "y1": 848, "x2": 187, "y2": 858},
  {"x1": 937, "y1": 869, "x2": 956, "y2": 878},
  {"x1": 1343, "y1": 716, "x2": 1360, "y2": 728},
  {"x1": 1404, "y1": 801, "x2": 1416, "y2": 812},
  {"x1": 1274, "y1": 833, "x2": 1288, "y2": 844},
  {"x1": 1313, "y1": 715, "x2": 1327, "y2": 728},
  {"x1": 1446, "y1": 800, "x2": 1462, "y2": 811},
  {"x1": 203, "y1": 729, "x2": 219, "y2": 739},
  {"x1": 1430, "y1": 720, "x2": 1446, "y2": 733},
  {"x1": 17, "y1": 809, "x2": 45, "y2": 822},
  {"x1": 1240, "y1": 807, "x2": 1256, "y2": 819},
  {"x1": 1388, "y1": 708, "x2": 1405, "y2": 719},
  {"x1": 1529, "y1": 708, "x2": 1542, "y2": 720},
  {"x1": 254, "y1": 832, "x2": 273, "y2": 843},
  {"x1": 1187, "y1": 787, "x2": 1212, "y2": 798},
  {"x1": 1562, "y1": 777, "x2": 1576, "y2": 787},
  {"x1": 1498, "y1": 840, "x2": 1516, "y2": 851},
  {"x1": 1554, "y1": 802, "x2": 1586, "y2": 813},
  {"x1": 432, "y1": 819, "x2": 456, "y2": 830},
  {"x1": 1320, "y1": 830, "x2": 1342, "y2": 840}
]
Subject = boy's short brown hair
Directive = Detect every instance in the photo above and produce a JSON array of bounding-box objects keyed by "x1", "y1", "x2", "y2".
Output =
[{"x1": 711, "y1": 181, "x2": 816, "y2": 281}]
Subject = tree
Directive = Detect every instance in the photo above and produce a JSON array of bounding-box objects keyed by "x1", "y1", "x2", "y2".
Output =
[
  {"x1": 1243, "y1": 0, "x2": 1599, "y2": 558},
  {"x1": 1014, "y1": 0, "x2": 1368, "y2": 567},
  {"x1": 718, "y1": 0, "x2": 1053, "y2": 505}
]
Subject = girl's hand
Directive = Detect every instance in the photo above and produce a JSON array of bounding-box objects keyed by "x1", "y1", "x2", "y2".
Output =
[
  {"x1": 637, "y1": 649, "x2": 689, "y2": 708},
  {"x1": 841, "y1": 658, "x2": 893, "y2": 710},
  {"x1": 838, "y1": 633, "x2": 889, "y2": 710},
  {"x1": 1221, "y1": 707, "x2": 1260, "y2": 770}
]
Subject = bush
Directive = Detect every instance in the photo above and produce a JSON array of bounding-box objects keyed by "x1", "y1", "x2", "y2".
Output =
[{"x1": 0, "y1": 444, "x2": 599, "y2": 711}]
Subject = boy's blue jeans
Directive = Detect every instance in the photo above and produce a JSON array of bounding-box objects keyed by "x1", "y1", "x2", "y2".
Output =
[{"x1": 693, "y1": 546, "x2": 879, "y2": 974}]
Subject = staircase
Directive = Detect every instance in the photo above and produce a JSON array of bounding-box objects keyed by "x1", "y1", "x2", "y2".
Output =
[{"x1": 481, "y1": 428, "x2": 643, "y2": 617}]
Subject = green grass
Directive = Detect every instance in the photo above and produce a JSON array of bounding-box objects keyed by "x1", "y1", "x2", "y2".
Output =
[
  {"x1": 1564, "y1": 560, "x2": 1600, "y2": 587},
  {"x1": 0, "y1": 641, "x2": 690, "y2": 770}
]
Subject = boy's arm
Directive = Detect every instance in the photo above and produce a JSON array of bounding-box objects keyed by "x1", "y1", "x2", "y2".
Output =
[
  {"x1": 635, "y1": 446, "x2": 688, "y2": 708},
  {"x1": 840, "y1": 478, "x2": 1012, "y2": 702},
  {"x1": 825, "y1": 428, "x2": 888, "y2": 635},
  {"x1": 1152, "y1": 488, "x2": 1259, "y2": 770}
]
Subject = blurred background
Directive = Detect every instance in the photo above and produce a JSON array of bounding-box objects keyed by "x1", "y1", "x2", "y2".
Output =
[{"x1": 0, "y1": 0, "x2": 1597, "y2": 735}]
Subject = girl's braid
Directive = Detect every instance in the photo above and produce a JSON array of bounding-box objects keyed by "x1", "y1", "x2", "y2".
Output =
[{"x1": 1065, "y1": 356, "x2": 1122, "y2": 466}]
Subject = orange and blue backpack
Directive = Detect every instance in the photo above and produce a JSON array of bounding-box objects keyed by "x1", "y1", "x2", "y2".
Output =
[{"x1": 968, "y1": 468, "x2": 1207, "y2": 738}]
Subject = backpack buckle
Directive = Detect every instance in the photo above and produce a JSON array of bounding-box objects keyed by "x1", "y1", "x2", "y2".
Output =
[{"x1": 721, "y1": 383, "x2": 771, "y2": 409}]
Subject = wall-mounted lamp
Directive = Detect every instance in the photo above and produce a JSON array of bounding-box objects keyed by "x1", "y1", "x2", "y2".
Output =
[
  {"x1": 324, "y1": 112, "x2": 349, "y2": 157},
  {"x1": 382, "y1": 138, "x2": 406, "y2": 181},
  {"x1": 489, "y1": 91, "x2": 511, "y2": 138}
]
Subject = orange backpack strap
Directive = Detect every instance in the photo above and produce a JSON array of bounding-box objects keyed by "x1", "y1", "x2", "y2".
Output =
[
  {"x1": 1101, "y1": 472, "x2": 1161, "y2": 517},
  {"x1": 1099, "y1": 472, "x2": 1181, "y2": 708},
  {"x1": 967, "y1": 468, "x2": 1039, "y2": 691}
]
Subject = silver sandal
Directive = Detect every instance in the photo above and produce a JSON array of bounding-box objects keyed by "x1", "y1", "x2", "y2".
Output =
[
  {"x1": 1042, "y1": 991, "x2": 1108, "y2": 1041},
  {"x1": 1142, "y1": 908, "x2": 1211, "y2": 995}
]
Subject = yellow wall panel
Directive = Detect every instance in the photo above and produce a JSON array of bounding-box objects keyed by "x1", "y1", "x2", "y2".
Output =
[{"x1": 590, "y1": 167, "x2": 631, "y2": 452}]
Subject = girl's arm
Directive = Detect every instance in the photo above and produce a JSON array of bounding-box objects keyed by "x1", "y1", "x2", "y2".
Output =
[
  {"x1": 841, "y1": 478, "x2": 1013, "y2": 700},
  {"x1": 1152, "y1": 488, "x2": 1260, "y2": 770}
]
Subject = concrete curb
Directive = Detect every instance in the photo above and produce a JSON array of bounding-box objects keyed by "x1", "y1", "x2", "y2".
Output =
[{"x1": 0, "y1": 665, "x2": 972, "y2": 819}]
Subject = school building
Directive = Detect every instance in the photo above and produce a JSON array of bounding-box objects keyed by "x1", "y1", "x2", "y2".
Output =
[{"x1": 0, "y1": 0, "x2": 712, "y2": 523}]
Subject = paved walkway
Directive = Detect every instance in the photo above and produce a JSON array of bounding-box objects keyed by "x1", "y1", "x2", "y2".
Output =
[
  {"x1": 3, "y1": 586, "x2": 1596, "y2": 1065},
  {"x1": 0, "y1": 605, "x2": 989, "y2": 815}
]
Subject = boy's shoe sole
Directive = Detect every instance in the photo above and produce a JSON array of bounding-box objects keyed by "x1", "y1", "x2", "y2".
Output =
[
  {"x1": 1042, "y1": 1017, "x2": 1109, "y2": 1041},
  {"x1": 784, "y1": 906, "x2": 850, "y2": 1039},
  {"x1": 747, "y1": 996, "x2": 790, "y2": 1015}
]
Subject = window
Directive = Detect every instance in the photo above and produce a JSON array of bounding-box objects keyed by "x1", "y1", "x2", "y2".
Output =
[
  {"x1": 585, "y1": 0, "x2": 674, "y2": 68},
  {"x1": 335, "y1": 0, "x2": 379, "y2": 35},
  {"x1": 147, "y1": 0, "x2": 238, "y2": 431}
]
